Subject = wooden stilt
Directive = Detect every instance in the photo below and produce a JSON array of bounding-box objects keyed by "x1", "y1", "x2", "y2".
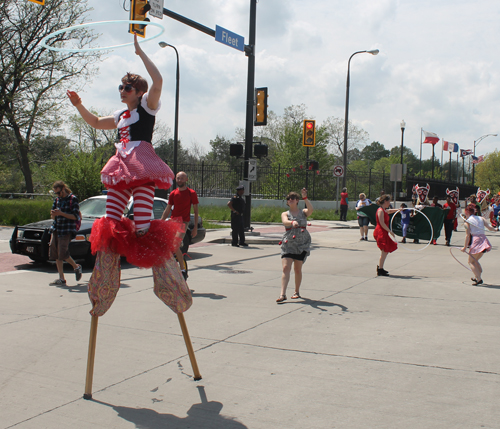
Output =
[
  {"x1": 83, "y1": 315, "x2": 99, "y2": 399},
  {"x1": 177, "y1": 313, "x2": 202, "y2": 380}
]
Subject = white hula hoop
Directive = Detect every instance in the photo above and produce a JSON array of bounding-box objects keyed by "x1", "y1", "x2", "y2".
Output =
[
  {"x1": 40, "y1": 20, "x2": 165, "y2": 53},
  {"x1": 389, "y1": 207, "x2": 434, "y2": 252},
  {"x1": 449, "y1": 246, "x2": 472, "y2": 272}
]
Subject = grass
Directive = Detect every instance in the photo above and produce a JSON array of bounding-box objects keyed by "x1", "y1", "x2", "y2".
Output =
[
  {"x1": 0, "y1": 199, "x2": 53, "y2": 226},
  {"x1": 198, "y1": 205, "x2": 357, "y2": 223}
]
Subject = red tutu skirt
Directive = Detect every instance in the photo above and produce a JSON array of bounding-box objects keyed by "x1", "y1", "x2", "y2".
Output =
[
  {"x1": 373, "y1": 226, "x2": 398, "y2": 253},
  {"x1": 101, "y1": 142, "x2": 174, "y2": 191},
  {"x1": 90, "y1": 216, "x2": 186, "y2": 268}
]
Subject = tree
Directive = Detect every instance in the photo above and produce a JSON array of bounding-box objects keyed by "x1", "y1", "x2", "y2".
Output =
[
  {"x1": 322, "y1": 116, "x2": 369, "y2": 160},
  {"x1": 389, "y1": 146, "x2": 419, "y2": 174},
  {"x1": 361, "y1": 141, "x2": 390, "y2": 161},
  {"x1": 0, "y1": 0, "x2": 101, "y2": 193},
  {"x1": 69, "y1": 110, "x2": 117, "y2": 152},
  {"x1": 476, "y1": 150, "x2": 500, "y2": 193}
]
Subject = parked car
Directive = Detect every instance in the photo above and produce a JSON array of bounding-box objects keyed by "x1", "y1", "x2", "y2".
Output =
[{"x1": 10, "y1": 195, "x2": 205, "y2": 266}]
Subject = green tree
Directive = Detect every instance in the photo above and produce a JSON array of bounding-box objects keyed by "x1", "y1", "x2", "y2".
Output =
[
  {"x1": 389, "y1": 146, "x2": 419, "y2": 174},
  {"x1": 476, "y1": 150, "x2": 500, "y2": 193},
  {"x1": 361, "y1": 141, "x2": 390, "y2": 161},
  {"x1": 322, "y1": 116, "x2": 369, "y2": 160},
  {"x1": 0, "y1": 0, "x2": 101, "y2": 193}
]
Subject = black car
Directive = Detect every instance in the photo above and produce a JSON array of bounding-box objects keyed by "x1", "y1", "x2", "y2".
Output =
[{"x1": 10, "y1": 195, "x2": 205, "y2": 266}]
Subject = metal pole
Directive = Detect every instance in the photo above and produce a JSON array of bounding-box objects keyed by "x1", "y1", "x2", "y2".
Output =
[
  {"x1": 472, "y1": 140, "x2": 476, "y2": 186},
  {"x1": 243, "y1": 0, "x2": 257, "y2": 231}
]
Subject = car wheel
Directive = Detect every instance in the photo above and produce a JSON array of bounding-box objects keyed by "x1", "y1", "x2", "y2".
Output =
[
  {"x1": 28, "y1": 256, "x2": 47, "y2": 264},
  {"x1": 84, "y1": 249, "x2": 96, "y2": 268},
  {"x1": 180, "y1": 232, "x2": 190, "y2": 255}
]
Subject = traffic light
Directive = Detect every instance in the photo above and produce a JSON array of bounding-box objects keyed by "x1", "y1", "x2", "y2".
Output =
[
  {"x1": 230, "y1": 143, "x2": 244, "y2": 158},
  {"x1": 129, "y1": 0, "x2": 151, "y2": 38},
  {"x1": 254, "y1": 87, "x2": 268, "y2": 126},
  {"x1": 302, "y1": 120, "x2": 316, "y2": 147},
  {"x1": 254, "y1": 143, "x2": 268, "y2": 158}
]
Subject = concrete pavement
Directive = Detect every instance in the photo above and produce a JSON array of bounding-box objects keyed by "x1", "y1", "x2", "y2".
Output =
[{"x1": 1, "y1": 220, "x2": 500, "y2": 428}]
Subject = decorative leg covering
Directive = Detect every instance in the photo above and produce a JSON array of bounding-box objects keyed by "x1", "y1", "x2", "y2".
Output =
[
  {"x1": 153, "y1": 255, "x2": 193, "y2": 313},
  {"x1": 88, "y1": 250, "x2": 121, "y2": 317}
]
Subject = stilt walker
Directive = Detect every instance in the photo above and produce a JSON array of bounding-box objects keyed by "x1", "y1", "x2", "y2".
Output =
[{"x1": 67, "y1": 35, "x2": 201, "y2": 400}]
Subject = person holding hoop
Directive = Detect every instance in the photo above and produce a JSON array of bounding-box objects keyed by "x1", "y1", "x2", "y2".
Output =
[
  {"x1": 374, "y1": 194, "x2": 399, "y2": 276},
  {"x1": 461, "y1": 203, "x2": 495, "y2": 286},
  {"x1": 276, "y1": 189, "x2": 313, "y2": 303},
  {"x1": 66, "y1": 35, "x2": 187, "y2": 317}
]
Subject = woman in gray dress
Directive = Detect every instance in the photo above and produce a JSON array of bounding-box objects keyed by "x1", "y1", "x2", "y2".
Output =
[{"x1": 277, "y1": 188, "x2": 314, "y2": 303}]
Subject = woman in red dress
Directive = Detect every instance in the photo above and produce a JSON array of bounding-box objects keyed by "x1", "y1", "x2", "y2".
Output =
[{"x1": 373, "y1": 194, "x2": 399, "y2": 276}]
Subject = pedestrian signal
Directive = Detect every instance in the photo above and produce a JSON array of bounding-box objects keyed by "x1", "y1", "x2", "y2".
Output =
[
  {"x1": 129, "y1": 0, "x2": 151, "y2": 38},
  {"x1": 254, "y1": 87, "x2": 268, "y2": 126},
  {"x1": 303, "y1": 120, "x2": 316, "y2": 147},
  {"x1": 230, "y1": 143, "x2": 244, "y2": 158}
]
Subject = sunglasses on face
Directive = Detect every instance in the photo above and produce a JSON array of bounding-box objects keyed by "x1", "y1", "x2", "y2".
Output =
[
  {"x1": 54, "y1": 190, "x2": 61, "y2": 195},
  {"x1": 287, "y1": 196, "x2": 298, "y2": 201},
  {"x1": 118, "y1": 84, "x2": 134, "y2": 93}
]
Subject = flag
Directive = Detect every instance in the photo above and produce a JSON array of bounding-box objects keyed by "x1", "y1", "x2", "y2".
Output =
[
  {"x1": 423, "y1": 130, "x2": 440, "y2": 145},
  {"x1": 443, "y1": 141, "x2": 459, "y2": 152},
  {"x1": 460, "y1": 149, "x2": 473, "y2": 157},
  {"x1": 472, "y1": 155, "x2": 484, "y2": 164}
]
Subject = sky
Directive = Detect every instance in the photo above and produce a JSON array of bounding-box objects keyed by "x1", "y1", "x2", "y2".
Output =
[{"x1": 76, "y1": 0, "x2": 500, "y2": 161}]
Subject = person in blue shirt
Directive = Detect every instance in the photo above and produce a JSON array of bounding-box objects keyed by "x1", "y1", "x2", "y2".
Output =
[{"x1": 400, "y1": 203, "x2": 411, "y2": 243}]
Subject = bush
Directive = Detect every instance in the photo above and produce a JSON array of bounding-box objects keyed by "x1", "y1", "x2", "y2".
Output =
[{"x1": 0, "y1": 199, "x2": 53, "y2": 226}]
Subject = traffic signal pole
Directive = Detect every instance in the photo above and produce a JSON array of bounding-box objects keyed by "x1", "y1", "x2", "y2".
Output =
[
  {"x1": 243, "y1": 0, "x2": 257, "y2": 231},
  {"x1": 162, "y1": 1, "x2": 257, "y2": 231}
]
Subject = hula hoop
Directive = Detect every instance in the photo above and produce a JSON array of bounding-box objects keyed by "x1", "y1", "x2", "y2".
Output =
[
  {"x1": 449, "y1": 246, "x2": 472, "y2": 272},
  {"x1": 40, "y1": 20, "x2": 165, "y2": 53},
  {"x1": 389, "y1": 207, "x2": 434, "y2": 252}
]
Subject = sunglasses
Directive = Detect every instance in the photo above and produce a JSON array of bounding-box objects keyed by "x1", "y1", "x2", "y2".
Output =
[
  {"x1": 54, "y1": 190, "x2": 61, "y2": 195},
  {"x1": 118, "y1": 84, "x2": 134, "y2": 93},
  {"x1": 286, "y1": 196, "x2": 298, "y2": 201}
]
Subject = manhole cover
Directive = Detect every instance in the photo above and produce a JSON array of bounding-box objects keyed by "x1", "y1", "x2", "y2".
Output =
[{"x1": 220, "y1": 270, "x2": 252, "y2": 274}]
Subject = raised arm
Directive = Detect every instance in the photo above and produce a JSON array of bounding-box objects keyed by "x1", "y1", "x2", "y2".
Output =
[
  {"x1": 66, "y1": 91, "x2": 116, "y2": 130},
  {"x1": 134, "y1": 35, "x2": 162, "y2": 110},
  {"x1": 301, "y1": 188, "x2": 313, "y2": 217}
]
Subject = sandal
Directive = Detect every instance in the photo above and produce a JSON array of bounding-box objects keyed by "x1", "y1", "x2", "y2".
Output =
[
  {"x1": 291, "y1": 292, "x2": 301, "y2": 299},
  {"x1": 276, "y1": 295, "x2": 286, "y2": 303},
  {"x1": 473, "y1": 279, "x2": 483, "y2": 286}
]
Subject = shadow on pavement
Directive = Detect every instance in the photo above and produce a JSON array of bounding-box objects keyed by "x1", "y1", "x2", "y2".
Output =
[
  {"x1": 92, "y1": 385, "x2": 247, "y2": 428},
  {"x1": 191, "y1": 291, "x2": 226, "y2": 300},
  {"x1": 281, "y1": 298, "x2": 348, "y2": 312}
]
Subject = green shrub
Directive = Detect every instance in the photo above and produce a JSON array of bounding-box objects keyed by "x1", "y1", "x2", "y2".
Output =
[{"x1": 0, "y1": 199, "x2": 53, "y2": 226}]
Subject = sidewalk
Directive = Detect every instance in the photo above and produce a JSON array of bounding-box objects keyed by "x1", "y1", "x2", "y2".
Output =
[{"x1": 1, "y1": 221, "x2": 500, "y2": 428}]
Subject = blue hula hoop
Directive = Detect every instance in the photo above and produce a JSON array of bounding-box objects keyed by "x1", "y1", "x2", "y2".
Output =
[{"x1": 40, "y1": 20, "x2": 165, "y2": 53}]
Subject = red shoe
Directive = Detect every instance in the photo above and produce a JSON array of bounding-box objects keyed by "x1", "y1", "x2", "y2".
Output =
[{"x1": 432, "y1": 239, "x2": 437, "y2": 245}]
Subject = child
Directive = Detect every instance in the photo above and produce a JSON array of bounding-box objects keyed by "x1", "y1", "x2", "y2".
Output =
[{"x1": 400, "y1": 203, "x2": 411, "y2": 243}]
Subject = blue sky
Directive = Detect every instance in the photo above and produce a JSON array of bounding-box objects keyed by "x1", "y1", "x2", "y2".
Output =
[{"x1": 79, "y1": 0, "x2": 500, "y2": 159}]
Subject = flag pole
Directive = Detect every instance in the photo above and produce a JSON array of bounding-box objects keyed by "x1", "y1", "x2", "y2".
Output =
[
  {"x1": 449, "y1": 151, "x2": 452, "y2": 181},
  {"x1": 456, "y1": 152, "x2": 459, "y2": 183},
  {"x1": 441, "y1": 141, "x2": 444, "y2": 177},
  {"x1": 419, "y1": 128, "x2": 423, "y2": 176},
  {"x1": 84, "y1": 315, "x2": 99, "y2": 400},
  {"x1": 431, "y1": 144, "x2": 435, "y2": 179}
]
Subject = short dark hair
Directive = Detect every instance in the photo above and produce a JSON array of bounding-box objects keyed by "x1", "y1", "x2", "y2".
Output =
[{"x1": 122, "y1": 72, "x2": 148, "y2": 94}]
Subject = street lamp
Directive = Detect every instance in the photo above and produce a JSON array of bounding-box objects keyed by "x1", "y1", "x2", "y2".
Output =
[
  {"x1": 342, "y1": 49, "x2": 379, "y2": 188},
  {"x1": 400, "y1": 119, "x2": 406, "y2": 165},
  {"x1": 159, "y1": 41, "x2": 180, "y2": 182},
  {"x1": 472, "y1": 133, "x2": 497, "y2": 185}
]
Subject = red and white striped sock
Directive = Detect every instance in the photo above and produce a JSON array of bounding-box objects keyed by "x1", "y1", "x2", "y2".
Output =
[
  {"x1": 105, "y1": 188, "x2": 132, "y2": 221},
  {"x1": 132, "y1": 184, "x2": 155, "y2": 231}
]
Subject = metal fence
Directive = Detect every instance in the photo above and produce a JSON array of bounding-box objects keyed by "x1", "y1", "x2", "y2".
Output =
[{"x1": 177, "y1": 162, "x2": 413, "y2": 201}]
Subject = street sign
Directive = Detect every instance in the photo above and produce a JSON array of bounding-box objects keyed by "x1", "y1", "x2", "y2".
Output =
[
  {"x1": 215, "y1": 25, "x2": 244, "y2": 52},
  {"x1": 333, "y1": 165, "x2": 344, "y2": 177},
  {"x1": 149, "y1": 0, "x2": 164, "y2": 19},
  {"x1": 248, "y1": 159, "x2": 257, "y2": 181}
]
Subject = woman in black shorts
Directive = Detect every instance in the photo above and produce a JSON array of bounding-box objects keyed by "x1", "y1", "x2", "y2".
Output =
[{"x1": 276, "y1": 188, "x2": 314, "y2": 303}]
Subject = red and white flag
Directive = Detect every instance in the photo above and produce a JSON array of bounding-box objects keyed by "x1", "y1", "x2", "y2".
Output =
[
  {"x1": 472, "y1": 155, "x2": 484, "y2": 164},
  {"x1": 423, "y1": 130, "x2": 440, "y2": 145}
]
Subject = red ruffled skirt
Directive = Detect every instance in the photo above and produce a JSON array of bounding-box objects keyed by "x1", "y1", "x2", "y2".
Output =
[
  {"x1": 373, "y1": 225, "x2": 398, "y2": 253},
  {"x1": 90, "y1": 216, "x2": 185, "y2": 268},
  {"x1": 101, "y1": 142, "x2": 174, "y2": 191}
]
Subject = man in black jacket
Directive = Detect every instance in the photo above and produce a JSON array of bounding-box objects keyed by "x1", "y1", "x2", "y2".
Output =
[{"x1": 227, "y1": 185, "x2": 247, "y2": 247}]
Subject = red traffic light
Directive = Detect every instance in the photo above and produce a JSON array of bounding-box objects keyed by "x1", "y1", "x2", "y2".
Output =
[{"x1": 306, "y1": 122, "x2": 313, "y2": 129}]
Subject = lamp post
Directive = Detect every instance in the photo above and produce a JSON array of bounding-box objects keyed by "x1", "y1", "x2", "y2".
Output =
[
  {"x1": 159, "y1": 41, "x2": 180, "y2": 181},
  {"x1": 472, "y1": 133, "x2": 497, "y2": 185},
  {"x1": 342, "y1": 49, "x2": 379, "y2": 188},
  {"x1": 400, "y1": 120, "x2": 406, "y2": 196}
]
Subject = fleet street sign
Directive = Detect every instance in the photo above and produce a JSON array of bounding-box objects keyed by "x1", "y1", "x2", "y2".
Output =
[{"x1": 215, "y1": 25, "x2": 244, "y2": 52}]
